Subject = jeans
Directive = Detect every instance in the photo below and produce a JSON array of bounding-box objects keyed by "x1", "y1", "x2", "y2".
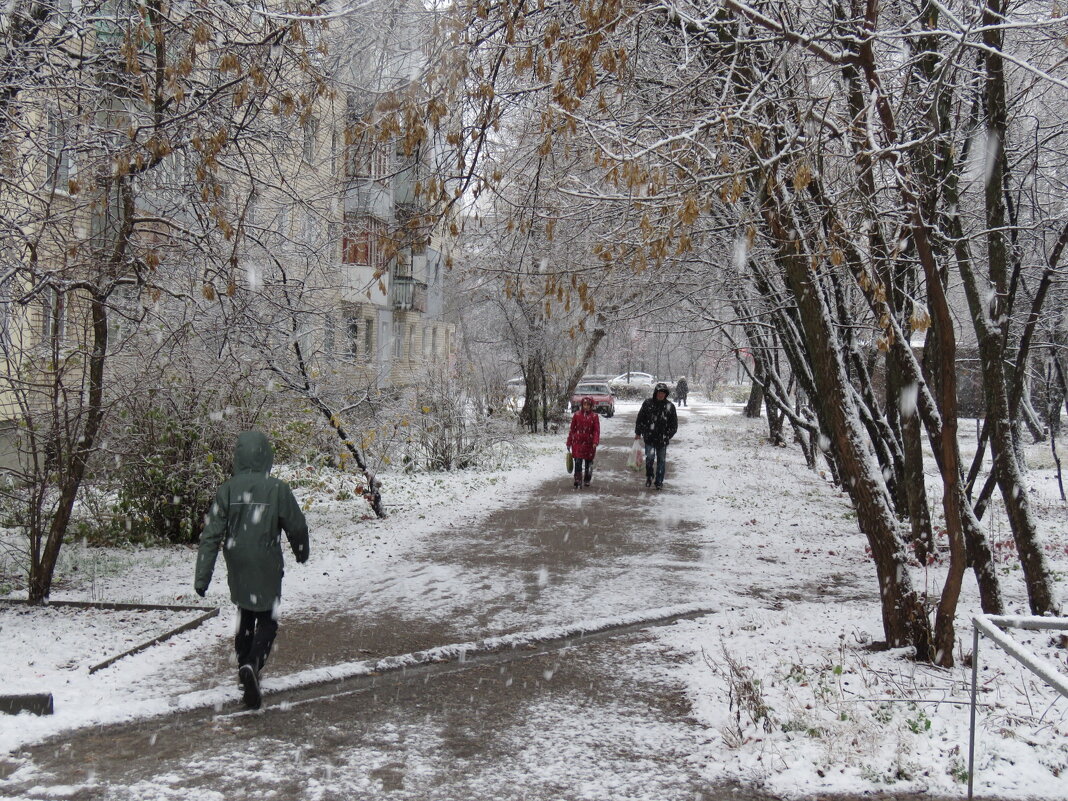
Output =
[
  {"x1": 574, "y1": 457, "x2": 593, "y2": 484},
  {"x1": 235, "y1": 607, "x2": 278, "y2": 672},
  {"x1": 644, "y1": 443, "x2": 667, "y2": 486}
]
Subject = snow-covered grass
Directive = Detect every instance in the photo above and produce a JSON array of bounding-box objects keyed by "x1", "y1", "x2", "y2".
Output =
[
  {"x1": 640, "y1": 403, "x2": 1067, "y2": 798},
  {"x1": 0, "y1": 400, "x2": 1065, "y2": 799}
]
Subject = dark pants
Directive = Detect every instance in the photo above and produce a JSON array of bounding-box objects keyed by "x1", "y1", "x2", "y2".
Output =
[
  {"x1": 235, "y1": 607, "x2": 278, "y2": 672},
  {"x1": 644, "y1": 443, "x2": 668, "y2": 486},
  {"x1": 573, "y1": 457, "x2": 593, "y2": 485},
  {"x1": 678, "y1": 394, "x2": 687, "y2": 407}
]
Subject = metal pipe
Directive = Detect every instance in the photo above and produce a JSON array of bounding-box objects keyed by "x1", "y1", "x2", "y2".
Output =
[
  {"x1": 984, "y1": 615, "x2": 1068, "y2": 631},
  {"x1": 973, "y1": 616, "x2": 1068, "y2": 698},
  {"x1": 968, "y1": 623, "x2": 980, "y2": 801}
]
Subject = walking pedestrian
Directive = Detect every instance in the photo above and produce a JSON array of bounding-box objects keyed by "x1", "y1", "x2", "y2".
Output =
[
  {"x1": 567, "y1": 396, "x2": 600, "y2": 488},
  {"x1": 194, "y1": 430, "x2": 310, "y2": 709},
  {"x1": 675, "y1": 376, "x2": 689, "y2": 407},
  {"x1": 634, "y1": 382, "x2": 678, "y2": 490}
]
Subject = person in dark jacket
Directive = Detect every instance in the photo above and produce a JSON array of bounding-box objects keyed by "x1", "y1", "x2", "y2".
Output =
[
  {"x1": 634, "y1": 382, "x2": 678, "y2": 490},
  {"x1": 675, "y1": 376, "x2": 689, "y2": 407},
  {"x1": 195, "y1": 430, "x2": 309, "y2": 709},
  {"x1": 567, "y1": 396, "x2": 601, "y2": 488}
]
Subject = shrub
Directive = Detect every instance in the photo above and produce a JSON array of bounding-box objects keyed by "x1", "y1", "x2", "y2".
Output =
[{"x1": 96, "y1": 405, "x2": 228, "y2": 545}]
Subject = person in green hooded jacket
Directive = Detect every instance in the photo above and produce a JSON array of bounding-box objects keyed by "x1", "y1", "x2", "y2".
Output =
[{"x1": 195, "y1": 430, "x2": 309, "y2": 709}]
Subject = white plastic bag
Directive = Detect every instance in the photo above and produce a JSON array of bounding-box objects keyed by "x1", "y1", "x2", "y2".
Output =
[{"x1": 630, "y1": 439, "x2": 644, "y2": 472}]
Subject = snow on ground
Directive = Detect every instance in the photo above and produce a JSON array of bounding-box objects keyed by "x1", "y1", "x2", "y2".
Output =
[
  {"x1": 0, "y1": 434, "x2": 564, "y2": 753},
  {"x1": 641, "y1": 402, "x2": 1068, "y2": 798},
  {"x1": 1, "y1": 398, "x2": 1066, "y2": 799}
]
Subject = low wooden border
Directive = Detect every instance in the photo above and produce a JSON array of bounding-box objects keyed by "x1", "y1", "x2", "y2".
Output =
[
  {"x1": 0, "y1": 598, "x2": 219, "y2": 675},
  {"x1": 0, "y1": 693, "x2": 53, "y2": 716}
]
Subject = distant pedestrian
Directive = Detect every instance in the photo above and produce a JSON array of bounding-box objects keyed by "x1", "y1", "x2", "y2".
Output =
[
  {"x1": 635, "y1": 383, "x2": 678, "y2": 490},
  {"x1": 194, "y1": 430, "x2": 309, "y2": 710},
  {"x1": 675, "y1": 377, "x2": 689, "y2": 407},
  {"x1": 567, "y1": 396, "x2": 601, "y2": 488}
]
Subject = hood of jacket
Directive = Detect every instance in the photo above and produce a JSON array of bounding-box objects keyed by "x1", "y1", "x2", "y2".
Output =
[{"x1": 233, "y1": 430, "x2": 273, "y2": 475}]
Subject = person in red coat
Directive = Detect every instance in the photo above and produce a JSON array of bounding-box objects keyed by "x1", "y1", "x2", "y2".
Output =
[{"x1": 567, "y1": 396, "x2": 601, "y2": 488}]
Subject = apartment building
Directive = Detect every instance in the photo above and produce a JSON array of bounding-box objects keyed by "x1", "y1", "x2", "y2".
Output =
[{"x1": 330, "y1": 4, "x2": 454, "y2": 389}]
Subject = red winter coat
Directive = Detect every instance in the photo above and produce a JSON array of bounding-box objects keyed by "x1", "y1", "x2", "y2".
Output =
[{"x1": 566, "y1": 409, "x2": 600, "y2": 460}]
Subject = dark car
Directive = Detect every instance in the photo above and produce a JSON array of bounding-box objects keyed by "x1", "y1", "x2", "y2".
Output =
[{"x1": 570, "y1": 382, "x2": 615, "y2": 417}]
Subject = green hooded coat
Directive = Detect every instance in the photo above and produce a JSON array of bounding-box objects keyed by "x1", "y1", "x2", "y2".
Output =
[{"x1": 194, "y1": 431, "x2": 309, "y2": 611}]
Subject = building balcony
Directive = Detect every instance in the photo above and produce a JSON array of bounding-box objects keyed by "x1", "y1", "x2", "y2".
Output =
[
  {"x1": 390, "y1": 275, "x2": 427, "y2": 312},
  {"x1": 339, "y1": 263, "x2": 388, "y2": 306},
  {"x1": 342, "y1": 180, "x2": 393, "y2": 219}
]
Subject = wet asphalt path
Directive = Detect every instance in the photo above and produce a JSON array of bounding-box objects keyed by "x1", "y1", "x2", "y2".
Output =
[{"x1": 192, "y1": 407, "x2": 719, "y2": 682}]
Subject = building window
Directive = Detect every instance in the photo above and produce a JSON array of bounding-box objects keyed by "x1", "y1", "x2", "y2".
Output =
[
  {"x1": 0, "y1": 276, "x2": 11, "y2": 351},
  {"x1": 41, "y1": 288, "x2": 66, "y2": 348},
  {"x1": 364, "y1": 320, "x2": 373, "y2": 357},
  {"x1": 345, "y1": 133, "x2": 389, "y2": 180},
  {"x1": 323, "y1": 313, "x2": 335, "y2": 356},
  {"x1": 303, "y1": 118, "x2": 318, "y2": 163},
  {"x1": 342, "y1": 213, "x2": 383, "y2": 266},
  {"x1": 45, "y1": 109, "x2": 73, "y2": 191},
  {"x1": 346, "y1": 316, "x2": 360, "y2": 356},
  {"x1": 392, "y1": 321, "x2": 403, "y2": 359},
  {"x1": 408, "y1": 324, "x2": 416, "y2": 361},
  {"x1": 431, "y1": 327, "x2": 438, "y2": 357},
  {"x1": 423, "y1": 325, "x2": 431, "y2": 360},
  {"x1": 245, "y1": 189, "x2": 259, "y2": 226},
  {"x1": 301, "y1": 210, "x2": 316, "y2": 247}
]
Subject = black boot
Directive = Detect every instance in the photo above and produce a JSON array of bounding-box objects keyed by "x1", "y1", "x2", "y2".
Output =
[{"x1": 239, "y1": 664, "x2": 262, "y2": 710}]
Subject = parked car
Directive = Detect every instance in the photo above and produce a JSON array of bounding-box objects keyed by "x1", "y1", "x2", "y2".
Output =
[
  {"x1": 609, "y1": 371, "x2": 657, "y2": 399},
  {"x1": 609, "y1": 371, "x2": 655, "y2": 387},
  {"x1": 505, "y1": 376, "x2": 525, "y2": 396},
  {"x1": 570, "y1": 382, "x2": 615, "y2": 417}
]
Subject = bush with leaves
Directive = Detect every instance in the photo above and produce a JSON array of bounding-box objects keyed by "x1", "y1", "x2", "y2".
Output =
[
  {"x1": 103, "y1": 411, "x2": 226, "y2": 545},
  {"x1": 87, "y1": 369, "x2": 265, "y2": 545}
]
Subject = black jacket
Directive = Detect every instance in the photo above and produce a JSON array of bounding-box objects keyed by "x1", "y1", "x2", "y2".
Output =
[{"x1": 635, "y1": 398, "x2": 678, "y2": 447}]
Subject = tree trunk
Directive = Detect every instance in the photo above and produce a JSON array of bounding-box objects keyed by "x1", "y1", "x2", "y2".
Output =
[
  {"x1": 560, "y1": 322, "x2": 607, "y2": 414},
  {"x1": 28, "y1": 292, "x2": 110, "y2": 603},
  {"x1": 744, "y1": 353, "x2": 764, "y2": 417},
  {"x1": 768, "y1": 201, "x2": 930, "y2": 656},
  {"x1": 847, "y1": 13, "x2": 969, "y2": 663},
  {"x1": 952, "y1": 0, "x2": 1061, "y2": 615},
  {"x1": 899, "y1": 384, "x2": 934, "y2": 561}
]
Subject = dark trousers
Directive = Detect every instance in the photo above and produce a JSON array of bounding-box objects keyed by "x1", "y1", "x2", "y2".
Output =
[
  {"x1": 644, "y1": 443, "x2": 668, "y2": 485},
  {"x1": 235, "y1": 607, "x2": 278, "y2": 672},
  {"x1": 678, "y1": 395, "x2": 687, "y2": 407},
  {"x1": 573, "y1": 457, "x2": 593, "y2": 484}
]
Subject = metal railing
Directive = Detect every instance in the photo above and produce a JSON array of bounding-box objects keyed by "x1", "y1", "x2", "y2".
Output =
[
  {"x1": 968, "y1": 614, "x2": 1068, "y2": 800},
  {"x1": 390, "y1": 275, "x2": 427, "y2": 312}
]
